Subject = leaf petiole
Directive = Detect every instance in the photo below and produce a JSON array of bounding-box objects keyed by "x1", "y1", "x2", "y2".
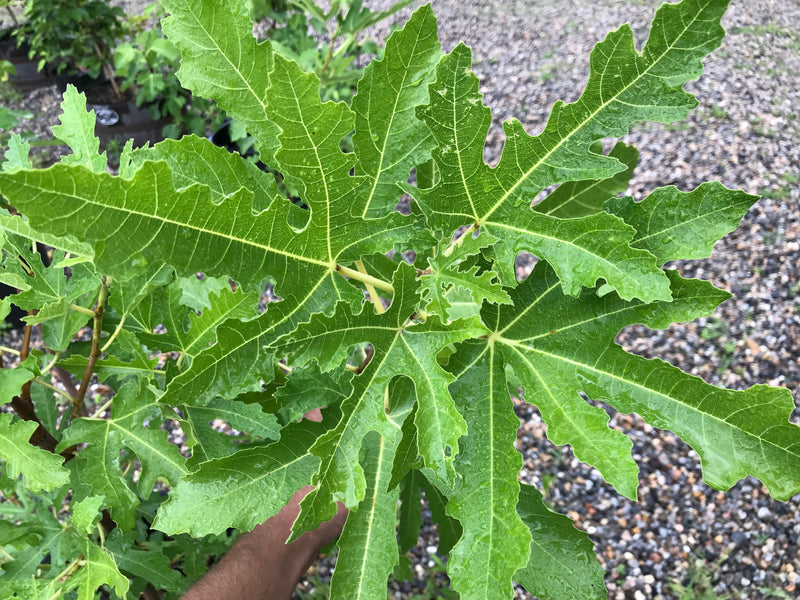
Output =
[
  {"x1": 336, "y1": 263, "x2": 394, "y2": 293},
  {"x1": 49, "y1": 555, "x2": 85, "y2": 593},
  {"x1": 355, "y1": 260, "x2": 385, "y2": 314},
  {"x1": 70, "y1": 303, "x2": 97, "y2": 318},
  {"x1": 277, "y1": 361, "x2": 292, "y2": 375},
  {"x1": 32, "y1": 378, "x2": 74, "y2": 403},
  {"x1": 100, "y1": 313, "x2": 127, "y2": 353},
  {"x1": 0, "y1": 546, "x2": 13, "y2": 562},
  {"x1": 442, "y1": 223, "x2": 478, "y2": 258},
  {"x1": 89, "y1": 397, "x2": 114, "y2": 418},
  {"x1": 40, "y1": 351, "x2": 61, "y2": 375}
]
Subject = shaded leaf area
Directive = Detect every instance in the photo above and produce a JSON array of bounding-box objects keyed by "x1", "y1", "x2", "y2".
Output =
[
  {"x1": 154, "y1": 368, "x2": 349, "y2": 537},
  {"x1": 0, "y1": 488, "x2": 128, "y2": 599},
  {"x1": 179, "y1": 396, "x2": 281, "y2": 469},
  {"x1": 0, "y1": 207, "x2": 93, "y2": 262},
  {"x1": 0, "y1": 413, "x2": 69, "y2": 492},
  {"x1": 533, "y1": 141, "x2": 639, "y2": 218},
  {"x1": 154, "y1": 415, "x2": 333, "y2": 536},
  {"x1": 127, "y1": 275, "x2": 260, "y2": 362},
  {"x1": 105, "y1": 530, "x2": 184, "y2": 595},
  {"x1": 56, "y1": 382, "x2": 187, "y2": 530},
  {"x1": 0, "y1": 231, "x2": 99, "y2": 350},
  {"x1": 57, "y1": 332, "x2": 159, "y2": 385},
  {"x1": 0, "y1": 354, "x2": 37, "y2": 404}
]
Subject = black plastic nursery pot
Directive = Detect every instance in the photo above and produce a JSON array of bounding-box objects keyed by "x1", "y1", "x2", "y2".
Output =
[
  {"x1": 95, "y1": 100, "x2": 171, "y2": 148},
  {"x1": 53, "y1": 71, "x2": 110, "y2": 96},
  {"x1": 0, "y1": 29, "x2": 52, "y2": 90},
  {"x1": 57, "y1": 77, "x2": 171, "y2": 148},
  {"x1": 0, "y1": 281, "x2": 28, "y2": 330},
  {"x1": 209, "y1": 118, "x2": 256, "y2": 158}
]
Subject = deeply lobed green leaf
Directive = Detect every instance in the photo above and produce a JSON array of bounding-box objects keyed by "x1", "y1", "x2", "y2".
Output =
[
  {"x1": 0, "y1": 413, "x2": 69, "y2": 493},
  {"x1": 272, "y1": 263, "x2": 487, "y2": 537},
  {"x1": 515, "y1": 484, "x2": 606, "y2": 600},
  {"x1": 160, "y1": 0, "x2": 281, "y2": 162},
  {"x1": 1, "y1": 0, "x2": 797, "y2": 598}
]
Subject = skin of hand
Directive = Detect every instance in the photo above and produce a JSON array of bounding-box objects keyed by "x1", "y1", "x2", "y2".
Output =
[{"x1": 181, "y1": 408, "x2": 347, "y2": 600}]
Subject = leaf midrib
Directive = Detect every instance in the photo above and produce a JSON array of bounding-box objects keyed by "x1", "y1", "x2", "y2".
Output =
[
  {"x1": 477, "y1": 4, "x2": 710, "y2": 225},
  {"x1": 110, "y1": 421, "x2": 188, "y2": 478},
  {"x1": 631, "y1": 199, "x2": 747, "y2": 246},
  {"x1": 0, "y1": 423, "x2": 65, "y2": 485},
  {"x1": 280, "y1": 324, "x2": 402, "y2": 359},
  {"x1": 283, "y1": 69, "x2": 334, "y2": 263},
  {"x1": 180, "y1": 4, "x2": 268, "y2": 123},
  {"x1": 360, "y1": 27, "x2": 427, "y2": 219},
  {"x1": 310, "y1": 324, "x2": 406, "y2": 480},
  {"x1": 500, "y1": 337, "x2": 800, "y2": 459},
  {"x1": 354, "y1": 434, "x2": 389, "y2": 600},
  {"x1": 168, "y1": 274, "x2": 330, "y2": 399},
  {"x1": 20, "y1": 179, "x2": 330, "y2": 268},
  {"x1": 399, "y1": 334, "x2": 459, "y2": 478},
  {"x1": 184, "y1": 445, "x2": 312, "y2": 507},
  {"x1": 183, "y1": 293, "x2": 251, "y2": 355},
  {"x1": 86, "y1": 401, "x2": 188, "y2": 477},
  {"x1": 488, "y1": 219, "x2": 658, "y2": 296},
  {"x1": 506, "y1": 344, "x2": 610, "y2": 459}
]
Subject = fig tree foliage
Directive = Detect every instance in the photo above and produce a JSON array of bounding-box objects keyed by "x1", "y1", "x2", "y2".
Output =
[{"x1": 1, "y1": 0, "x2": 796, "y2": 598}]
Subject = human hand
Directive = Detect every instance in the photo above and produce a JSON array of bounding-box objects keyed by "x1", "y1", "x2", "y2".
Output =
[{"x1": 181, "y1": 408, "x2": 347, "y2": 600}]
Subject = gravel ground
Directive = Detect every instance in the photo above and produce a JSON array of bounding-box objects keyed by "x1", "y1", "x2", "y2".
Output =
[{"x1": 3, "y1": 1, "x2": 799, "y2": 599}]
